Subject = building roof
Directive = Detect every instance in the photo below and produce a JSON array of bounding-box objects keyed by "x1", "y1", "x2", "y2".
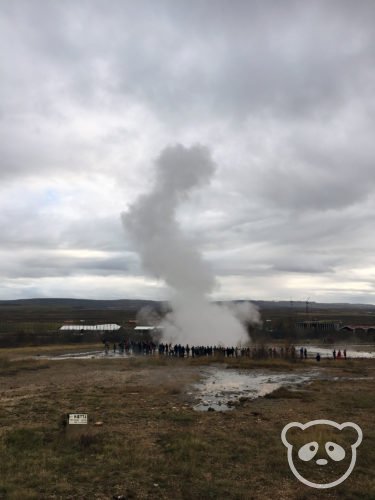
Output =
[
  {"x1": 59, "y1": 324, "x2": 121, "y2": 331},
  {"x1": 134, "y1": 326, "x2": 162, "y2": 331},
  {"x1": 340, "y1": 324, "x2": 375, "y2": 331}
]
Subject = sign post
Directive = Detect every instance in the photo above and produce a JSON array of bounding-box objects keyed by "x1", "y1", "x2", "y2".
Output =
[{"x1": 64, "y1": 413, "x2": 89, "y2": 440}]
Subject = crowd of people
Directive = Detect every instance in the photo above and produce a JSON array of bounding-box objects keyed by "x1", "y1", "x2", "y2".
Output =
[
  {"x1": 104, "y1": 341, "x2": 299, "y2": 359},
  {"x1": 333, "y1": 348, "x2": 347, "y2": 360},
  {"x1": 157, "y1": 343, "x2": 298, "y2": 359},
  {"x1": 103, "y1": 340, "x2": 157, "y2": 355},
  {"x1": 103, "y1": 339, "x2": 350, "y2": 361}
]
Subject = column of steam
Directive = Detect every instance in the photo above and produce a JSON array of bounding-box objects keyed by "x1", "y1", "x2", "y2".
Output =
[{"x1": 122, "y1": 144, "x2": 256, "y2": 346}]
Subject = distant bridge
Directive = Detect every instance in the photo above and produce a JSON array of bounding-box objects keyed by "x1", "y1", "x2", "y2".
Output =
[{"x1": 339, "y1": 325, "x2": 375, "y2": 333}]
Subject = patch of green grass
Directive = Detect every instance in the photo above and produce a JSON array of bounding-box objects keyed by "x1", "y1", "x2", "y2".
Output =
[
  {"x1": 5, "y1": 428, "x2": 44, "y2": 453},
  {"x1": 348, "y1": 392, "x2": 375, "y2": 409},
  {"x1": 265, "y1": 387, "x2": 312, "y2": 400},
  {"x1": 165, "y1": 412, "x2": 196, "y2": 425},
  {"x1": 226, "y1": 358, "x2": 301, "y2": 371},
  {"x1": 0, "y1": 358, "x2": 50, "y2": 377}
]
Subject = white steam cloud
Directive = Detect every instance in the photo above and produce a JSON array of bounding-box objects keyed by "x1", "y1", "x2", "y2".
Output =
[{"x1": 122, "y1": 144, "x2": 260, "y2": 346}]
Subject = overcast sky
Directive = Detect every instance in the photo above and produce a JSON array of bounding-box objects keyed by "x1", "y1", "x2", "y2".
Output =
[{"x1": 1, "y1": 0, "x2": 375, "y2": 303}]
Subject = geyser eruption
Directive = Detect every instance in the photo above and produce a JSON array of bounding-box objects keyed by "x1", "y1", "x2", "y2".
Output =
[{"x1": 122, "y1": 144, "x2": 260, "y2": 345}]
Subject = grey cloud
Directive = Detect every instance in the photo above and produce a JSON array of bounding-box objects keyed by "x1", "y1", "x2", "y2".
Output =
[
  {"x1": 2, "y1": 0, "x2": 375, "y2": 185},
  {"x1": 256, "y1": 118, "x2": 375, "y2": 211},
  {"x1": 207, "y1": 244, "x2": 337, "y2": 277},
  {"x1": 258, "y1": 163, "x2": 372, "y2": 212},
  {"x1": 0, "y1": 251, "x2": 137, "y2": 280},
  {"x1": 269, "y1": 260, "x2": 335, "y2": 275},
  {"x1": 3, "y1": 1, "x2": 375, "y2": 123},
  {"x1": 111, "y1": 1, "x2": 375, "y2": 121},
  {"x1": 0, "y1": 194, "x2": 136, "y2": 260},
  {"x1": 60, "y1": 217, "x2": 131, "y2": 252},
  {"x1": 1, "y1": 1, "x2": 375, "y2": 302}
]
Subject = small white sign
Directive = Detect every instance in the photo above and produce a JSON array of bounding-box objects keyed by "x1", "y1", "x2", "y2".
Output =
[{"x1": 68, "y1": 413, "x2": 88, "y2": 425}]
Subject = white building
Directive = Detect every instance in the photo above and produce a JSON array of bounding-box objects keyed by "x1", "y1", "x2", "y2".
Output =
[{"x1": 59, "y1": 324, "x2": 121, "y2": 332}]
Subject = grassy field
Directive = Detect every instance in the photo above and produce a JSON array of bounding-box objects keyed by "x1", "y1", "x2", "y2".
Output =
[{"x1": 0, "y1": 350, "x2": 374, "y2": 499}]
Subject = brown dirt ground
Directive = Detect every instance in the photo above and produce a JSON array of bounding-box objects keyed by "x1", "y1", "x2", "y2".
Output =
[{"x1": 0, "y1": 351, "x2": 374, "y2": 499}]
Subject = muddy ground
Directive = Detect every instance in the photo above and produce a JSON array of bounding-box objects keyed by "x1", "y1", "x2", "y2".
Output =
[{"x1": 0, "y1": 347, "x2": 374, "y2": 499}]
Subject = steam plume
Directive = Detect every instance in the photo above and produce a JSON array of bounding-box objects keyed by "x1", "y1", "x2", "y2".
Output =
[{"x1": 122, "y1": 144, "x2": 260, "y2": 345}]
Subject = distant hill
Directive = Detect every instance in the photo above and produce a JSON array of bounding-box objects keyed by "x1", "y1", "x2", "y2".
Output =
[
  {"x1": 0, "y1": 298, "x2": 374, "y2": 311},
  {"x1": 250, "y1": 300, "x2": 375, "y2": 310},
  {"x1": 0, "y1": 298, "x2": 163, "y2": 311}
]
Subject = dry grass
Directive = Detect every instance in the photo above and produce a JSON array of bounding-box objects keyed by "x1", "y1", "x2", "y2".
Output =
[
  {"x1": 0, "y1": 343, "x2": 104, "y2": 359},
  {"x1": 0, "y1": 351, "x2": 374, "y2": 499}
]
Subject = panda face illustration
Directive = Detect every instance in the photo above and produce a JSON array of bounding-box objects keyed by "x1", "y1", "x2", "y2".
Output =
[{"x1": 281, "y1": 420, "x2": 362, "y2": 489}]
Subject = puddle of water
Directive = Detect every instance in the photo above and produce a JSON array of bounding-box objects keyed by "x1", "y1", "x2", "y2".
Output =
[
  {"x1": 330, "y1": 376, "x2": 374, "y2": 381},
  {"x1": 193, "y1": 367, "x2": 316, "y2": 412},
  {"x1": 296, "y1": 345, "x2": 375, "y2": 359},
  {"x1": 35, "y1": 351, "x2": 133, "y2": 360}
]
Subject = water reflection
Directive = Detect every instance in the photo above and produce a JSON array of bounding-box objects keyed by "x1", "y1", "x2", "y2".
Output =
[{"x1": 193, "y1": 367, "x2": 316, "y2": 412}]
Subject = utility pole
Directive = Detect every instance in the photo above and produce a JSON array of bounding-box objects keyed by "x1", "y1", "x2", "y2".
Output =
[{"x1": 305, "y1": 297, "x2": 310, "y2": 315}]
